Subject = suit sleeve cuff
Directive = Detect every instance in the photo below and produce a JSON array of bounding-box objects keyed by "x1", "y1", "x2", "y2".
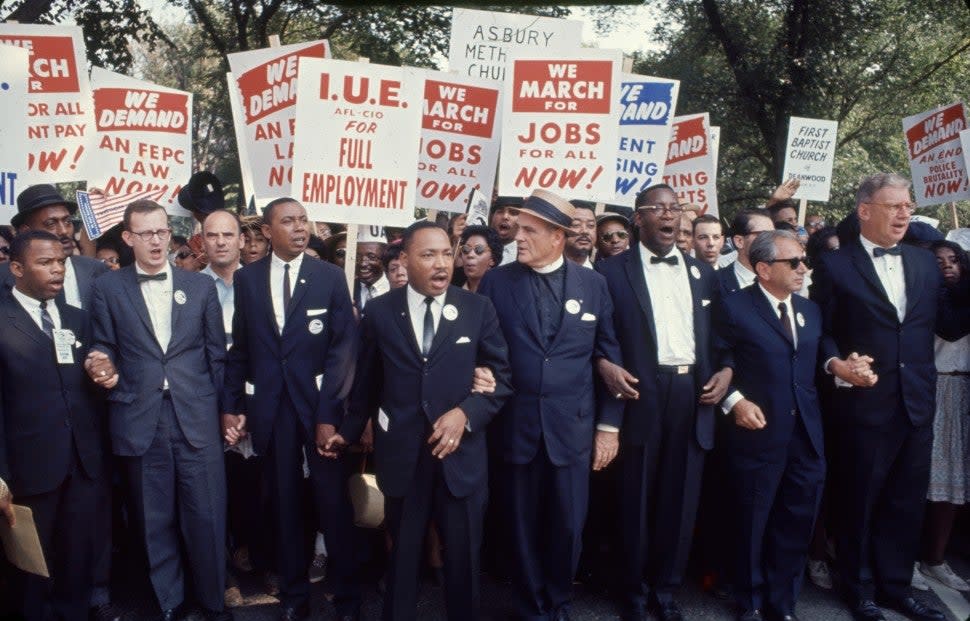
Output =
[{"x1": 722, "y1": 390, "x2": 743, "y2": 415}]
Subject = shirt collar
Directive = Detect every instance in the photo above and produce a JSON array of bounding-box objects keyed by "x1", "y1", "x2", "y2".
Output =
[
  {"x1": 271, "y1": 251, "x2": 304, "y2": 273},
  {"x1": 11, "y1": 286, "x2": 46, "y2": 312},
  {"x1": 201, "y1": 263, "x2": 241, "y2": 284},
  {"x1": 859, "y1": 234, "x2": 898, "y2": 255},
  {"x1": 135, "y1": 261, "x2": 172, "y2": 281},
  {"x1": 758, "y1": 282, "x2": 792, "y2": 310},
  {"x1": 530, "y1": 255, "x2": 564, "y2": 274},
  {"x1": 406, "y1": 284, "x2": 447, "y2": 309},
  {"x1": 638, "y1": 241, "x2": 680, "y2": 267},
  {"x1": 734, "y1": 259, "x2": 755, "y2": 281}
]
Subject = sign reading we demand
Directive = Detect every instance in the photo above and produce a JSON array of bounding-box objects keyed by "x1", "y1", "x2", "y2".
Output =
[{"x1": 903, "y1": 102, "x2": 970, "y2": 206}]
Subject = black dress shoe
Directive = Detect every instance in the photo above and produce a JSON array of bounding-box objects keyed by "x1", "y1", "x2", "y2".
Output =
[
  {"x1": 657, "y1": 601, "x2": 684, "y2": 621},
  {"x1": 90, "y1": 603, "x2": 123, "y2": 621},
  {"x1": 878, "y1": 596, "x2": 945, "y2": 621},
  {"x1": 776, "y1": 615, "x2": 800, "y2": 621},
  {"x1": 278, "y1": 605, "x2": 309, "y2": 621},
  {"x1": 154, "y1": 610, "x2": 180, "y2": 621},
  {"x1": 850, "y1": 600, "x2": 886, "y2": 621},
  {"x1": 738, "y1": 610, "x2": 763, "y2": 621}
]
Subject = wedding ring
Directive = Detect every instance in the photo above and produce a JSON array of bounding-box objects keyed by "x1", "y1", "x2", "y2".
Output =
[
  {"x1": 448, "y1": 439, "x2": 455, "y2": 445},
  {"x1": 615, "y1": 392, "x2": 623, "y2": 399},
  {"x1": 100, "y1": 370, "x2": 106, "y2": 377}
]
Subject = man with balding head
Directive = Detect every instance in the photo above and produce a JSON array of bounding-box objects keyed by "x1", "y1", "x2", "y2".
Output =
[{"x1": 201, "y1": 210, "x2": 244, "y2": 346}]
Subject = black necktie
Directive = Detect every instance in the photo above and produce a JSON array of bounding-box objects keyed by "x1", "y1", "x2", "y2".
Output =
[
  {"x1": 137, "y1": 272, "x2": 167, "y2": 283},
  {"x1": 778, "y1": 302, "x2": 794, "y2": 343},
  {"x1": 39, "y1": 300, "x2": 54, "y2": 340},
  {"x1": 873, "y1": 246, "x2": 901, "y2": 258},
  {"x1": 283, "y1": 264, "x2": 291, "y2": 312},
  {"x1": 422, "y1": 297, "x2": 435, "y2": 357},
  {"x1": 650, "y1": 254, "x2": 678, "y2": 266}
]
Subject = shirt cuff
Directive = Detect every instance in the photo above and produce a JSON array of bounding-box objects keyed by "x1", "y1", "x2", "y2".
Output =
[
  {"x1": 824, "y1": 357, "x2": 837, "y2": 374},
  {"x1": 596, "y1": 424, "x2": 619, "y2": 433},
  {"x1": 824, "y1": 357, "x2": 852, "y2": 387},
  {"x1": 722, "y1": 390, "x2": 744, "y2": 415}
]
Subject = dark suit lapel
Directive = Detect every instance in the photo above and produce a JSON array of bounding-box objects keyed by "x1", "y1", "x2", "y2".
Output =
[
  {"x1": 685, "y1": 254, "x2": 707, "y2": 345},
  {"x1": 901, "y1": 245, "x2": 921, "y2": 318},
  {"x1": 393, "y1": 287, "x2": 424, "y2": 360},
  {"x1": 169, "y1": 269, "x2": 187, "y2": 346},
  {"x1": 550, "y1": 261, "x2": 583, "y2": 350},
  {"x1": 428, "y1": 288, "x2": 459, "y2": 361},
  {"x1": 70, "y1": 257, "x2": 88, "y2": 303},
  {"x1": 122, "y1": 268, "x2": 163, "y2": 351},
  {"x1": 849, "y1": 241, "x2": 897, "y2": 318},
  {"x1": 509, "y1": 264, "x2": 543, "y2": 345},
  {"x1": 284, "y1": 259, "x2": 312, "y2": 327},
  {"x1": 623, "y1": 247, "x2": 658, "y2": 348},
  {"x1": 749, "y1": 286, "x2": 794, "y2": 348},
  {"x1": 257, "y1": 257, "x2": 278, "y2": 335},
  {"x1": 5, "y1": 295, "x2": 47, "y2": 347}
]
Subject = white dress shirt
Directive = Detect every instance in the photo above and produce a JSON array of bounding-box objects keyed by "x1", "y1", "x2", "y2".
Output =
[
  {"x1": 501, "y1": 240, "x2": 518, "y2": 266},
  {"x1": 201, "y1": 264, "x2": 240, "y2": 347},
  {"x1": 270, "y1": 251, "x2": 305, "y2": 332},
  {"x1": 358, "y1": 273, "x2": 390, "y2": 310},
  {"x1": 12, "y1": 286, "x2": 61, "y2": 331},
  {"x1": 640, "y1": 243, "x2": 695, "y2": 365},
  {"x1": 733, "y1": 260, "x2": 757, "y2": 289},
  {"x1": 581, "y1": 257, "x2": 594, "y2": 269},
  {"x1": 137, "y1": 262, "x2": 173, "y2": 352},
  {"x1": 406, "y1": 285, "x2": 446, "y2": 354},
  {"x1": 859, "y1": 234, "x2": 907, "y2": 322},
  {"x1": 63, "y1": 257, "x2": 82, "y2": 309}
]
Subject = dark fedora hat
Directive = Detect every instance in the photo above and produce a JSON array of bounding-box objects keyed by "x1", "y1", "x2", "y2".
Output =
[
  {"x1": 516, "y1": 189, "x2": 576, "y2": 233},
  {"x1": 12, "y1": 184, "x2": 77, "y2": 228},
  {"x1": 178, "y1": 171, "x2": 225, "y2": 216}
]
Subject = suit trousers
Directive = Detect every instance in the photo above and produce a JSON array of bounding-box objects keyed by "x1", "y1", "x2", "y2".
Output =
[
  {"x1": 263, "y1": 394, "x2": 360, "y2": 614},
  {"x1": 17, "y1": 449, "x2": 98, "y2": 621},
  {"x1": 505, "y1": 442, "x2": 589, "y2": 621},
  {"x1": 730, "y1": 416, "x2": 825, "y2": 615},
  {"x1": 383, "y1": 436, "x2": 486, "y2": 621},
  {"x1": 123, "y1": 396, "x2": 227, "y2": 612},
  {"x1": 620, "y1": 372, "x2": 705, "y2": 610},
  {"x1": 836, "y1": 409, "x2": 932, "y2": 601}
]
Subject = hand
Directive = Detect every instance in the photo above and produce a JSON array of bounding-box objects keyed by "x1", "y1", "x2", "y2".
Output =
[
  {"x1": 700, "y1": 367, "x2": 733, "y2": 405},
  {"x1": 0, "y1": 479, "x2": 13, "y2": 527},
  {"x1": 221, "y1": 413, "x2": 247, "y2": 446},
  {"x1": 84, "y1": 351, "x2": 118, "y2": 387},
  {"x1": 359, "y1": 419, "x2": 374, "y2": 453},
  {"x1": 316, "y1": 423, "x2": 342, "y2": 458},
  {"x1": 767, "y1": 178, "x2": 800, "y2": 206},
  {"x1": 472, "y1": 366, "x2": 496, "y2": 394},
  {"x1": 830, "y1": 352, "x2": 879, "y2": 387},
  {"x1": 597, "y1": 359, "x2": 639, "y2": 400},
  {"x1": 592, "y1": 430, "x2": 619, "y2": 471},
  {"x1": 428, "y1": 407, "x2": 467, "y2": 459},
  {"x1": 732, "y1": 398, "x2": 766, "y2": 430}
]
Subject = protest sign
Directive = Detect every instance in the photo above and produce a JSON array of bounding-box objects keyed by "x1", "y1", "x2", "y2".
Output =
[
  {"x1": 448, "y1": 8, "x2": 583, "y2": 83},
  {"x1": 0, "y1": 24, "x2": 95, "y2": 184},
  {"x1": 709, "y1": 125, "x2": 720, "y2": 179},
  {"x1": 0, "y1": 46, "x2": 30, "y2": 222},
  {"x1": 903, "y1": 102, "x2": 970, "y2": 206},
  {"x1": 780, "y1": 116, "x2": 838, "y2": 202},
  {"x1": 292, "y1": 58, "x2": 423, "y2": 227},
  {"x1": 89, "y1": 68, "x2": 192, "y2": 215},
  {"x1": 498, "y1": 49, "x2": 622, "y2": 202},
  {"x1": 465, "y1": 188, "x2": 490, "y2": 227},
  {"x1": 417, "y1": 71, "x2": 502, "y2": 213},
  {"x1": 962, "y1": 128, "x2": 970, "y2": 192},
  {"x1": 663, "y1": 113, "x2": 718, "y2": 215},
  {"x1": 614, "y1": 74, "x2": 679, "y2": 203}
]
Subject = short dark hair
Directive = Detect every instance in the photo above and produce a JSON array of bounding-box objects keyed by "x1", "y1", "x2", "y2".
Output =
[
  {"x1": 730, "y1": 207, "x2": 771, "y2": 237},
  {"x1": 307, "y1": 234, "x2": 327, "y2": 258},
  {"x1": 768, "y1": 200, "x2": 798, "y2": 219},
  {"x1": 202, "y1": 209, "x2": 241, "y2": 234},
  {"x1": 262, "y1": 197, "x2": 300, "y2": 224},
  {"x1": 10, "y1": 230, "x2": 60, "y2": 263},
  {"x1": 806, "y1": 226, "x2": 839, "y2": 265},
  {"x1": 171, "y1": 234, "x2": 188, "y2": 247},
  {"x1": 382, "y1": 242, "x2": 404, "y2": 269},
  {"x1": 634, "y1": 183, "x2": 677, "y2": 208},
  {"x1": 569, "y1": 200, "x2": 596, "y2": 215},
  {"x1": 748, "y1": 230, "x2": 800, "y2": 269},
  {"x1": 459, "y1": 225, "x2": 504, "y2": 261},
  {"x1": 692, "y1": 214, "x2": 722, "y2": 234},
  {"x1": 123, "y1": 200, "x2": 167, "y2": 231},
  {"x1": 774, "y1": 221, "x2": 798, "y2": 233},
  {"x1": 401, "y1": 220, "x2": 448, "y2": 251}
]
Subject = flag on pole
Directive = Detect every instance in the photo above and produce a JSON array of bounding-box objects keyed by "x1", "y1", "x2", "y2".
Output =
[{"x1": 76, "y1": 188, "x2": 165, "y2": 239}]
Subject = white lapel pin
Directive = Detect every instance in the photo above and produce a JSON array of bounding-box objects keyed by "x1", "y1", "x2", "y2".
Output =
[
  {"x1": 173, "y1": 290, "x2": 187, "y2": 305},
  {"x1": 565, "y1": 299, "x2": 581, "y2": 314},
  {"x1": 308, "y1": 318, "x2": 324, "y2": 334},
  {"x1": 442, "y1": 304, "x2": 458, "y2": 321},
  {"x1": 300, "y1": 278, "x2": 306, "y2": 284},
  {"x1": 690, "y1": 265, "x2": 701, "y2": 280},
  {"x1": 796, "y1": 312, "x2": 805, "y2": 327}
]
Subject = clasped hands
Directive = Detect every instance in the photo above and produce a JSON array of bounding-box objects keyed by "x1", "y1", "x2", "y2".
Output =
[{"x1": 83, "y1": 350, "x2": 118, "y2": 389}]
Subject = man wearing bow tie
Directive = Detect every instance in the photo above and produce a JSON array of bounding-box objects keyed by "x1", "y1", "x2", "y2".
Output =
[
  {"x1": 90, "y1": 201, "x2": 229, "y2": 621},
  {"x1": 810, "y1": 173, "x2": 967, "y2": 621}
]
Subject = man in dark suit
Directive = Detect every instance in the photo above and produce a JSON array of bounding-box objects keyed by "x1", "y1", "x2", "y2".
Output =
[
  {"x1": 716, "y1": 230, "x2": 876, "y2": 621},
  {"x1": 478, "y1": 189, "x2": 623, "y2": 621},
  {"x1": 221, "y1": 197, "x2": 360, "y2": 621},
  {"x1": 326, "y1": 221, "x2": 512, "y2": 620},
  {"x1": 0, "y1": 231, "x2": 114, "y2": 621},
  {"x1": 90, "y1": 201, "x2": 229, "y2": 621},
  {"x1": 596, "y1": 183, "x2": 733, "y2": 621},
  {"x1": 717, "y1": 208, "x2": 774, "y2": 295},
  {"x1": 1, "y1": 184, "x2": 108, "y2": 309},
  {"x1": 810, "y1": 173, "x2": 965, "y2": 621}
]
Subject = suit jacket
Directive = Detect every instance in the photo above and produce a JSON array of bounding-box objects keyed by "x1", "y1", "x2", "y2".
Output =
[
  {"x1": 91, "y1": 266, "x2": 226, "y2": 456},
  {"x1": 340, "y1": 286, "x2": 512, "y2": 498},
  {"x1": 716, "y1": 286, "x2": 835, "y2": 457},
  {"x1": 596, "y1": 247, "x2": 726, "y2": 450},
  {"x1": 809, "y1": 240, "x2": 964, "y2": 427},
  {"x1": 478, "y1": 260, "x2": 623, "y2": 467},
  {"x1": 222, "y1": 255, "x2": 356, "y2": 455},
  {"x1": 0, "y1": 255, "x2": 108, "y2": 310},
  {"x1": 716, "y1": 261, "x2": 742, "y2": 295},
  {"x1": 0, "y1": 292, "x2": 104, "y2": 495}
]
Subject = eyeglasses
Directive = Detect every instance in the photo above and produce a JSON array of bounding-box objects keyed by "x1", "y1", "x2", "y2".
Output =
[
  {"x1": 130, "y1": 228, "x2": 172, "y2": 242},
  {"x1": 460, "y1": 244, "x2": 488, "y2": 256},
  {"x1": 637, "y1": 203, "x2": 684, "y2": 214},
  {"x1": 334, "y1": 248, "x2": 347, "y2": 258},
  {"x1": 768, "y1": 256, "x2": 808, "y2": 269},
  {"x1": 601, "y1": 231, "x2": 629, "y2": 242},
  {"x1": 864, "y1": 202, "x2": 917, "y2": 216}
]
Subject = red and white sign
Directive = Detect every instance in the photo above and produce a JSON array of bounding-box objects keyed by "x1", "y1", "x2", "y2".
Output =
[
  {"x1": 417, "y1": 71, "x2": 502, "y2": 213},
  {"x1": 498, "y1": 49, "x2": 622, "y2": 202},
  {"x1": 0, "y1": 46, "x2": 30, "y2": 221},
  {"x1": 0, "y1": 24, "x2": 95, "y2": 184},
  {"x1": 663, "y1": 113, "x2": 718, "y2": 215},
  {"x1": 292, "y1": 58, "x2": 423, "y2": 227},
  {"x1": 903, "y1": 102, "x2": 970, "y2": 206},
  {"x1": 227, "y1": 40, "x2": 330, "y2": 204}
]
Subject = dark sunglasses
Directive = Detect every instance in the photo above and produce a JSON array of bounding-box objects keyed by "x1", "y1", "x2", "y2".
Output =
[
  {"x1": 460, "y1": 244, "x2": 488, "y2": 256},
  {"x1": 601, "y1": 231, "x2": 629, "y2": 242},
  {"x1": 768, "y1": 256, "x2": 808, "y2": 269}
]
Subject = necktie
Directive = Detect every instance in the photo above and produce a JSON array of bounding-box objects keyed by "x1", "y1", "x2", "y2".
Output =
[
  {"x1": 137, "y1": 272, "x2": 167, "y2": 283},
  {"x1": 650, "y1": 254, "x2": 678, "y2": 266},
  {"x1": 421, "y1": 297, "x2": 435, "y2": 357},
  {"x1": 873, "y1": 246, "x2": 901, "y2": 258},
  {"x1": 778, "y1": 301, "x2": 794, "y2": 343},
  {"x1": 283, "y1": 263, "x2": 291, "y2": 312},
  {"x1": 39, "y1": 300, "x2": 54, "y2": 339}
]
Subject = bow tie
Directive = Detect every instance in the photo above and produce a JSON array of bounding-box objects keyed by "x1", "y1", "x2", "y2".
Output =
[
  {"x1": 650, "y1": 254, "x2": 679, "y2": 266},
  {"x1": 872, "y1": 246, "x2": 901, "y2": 258},
  {"x1": 137, "y1": 272, "x2": 168, "y2": 283}
]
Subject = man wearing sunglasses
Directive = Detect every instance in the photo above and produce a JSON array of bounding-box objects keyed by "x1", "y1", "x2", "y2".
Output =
[{"x1": 595, "y1": 212, "x2": 631, "y2": 260}]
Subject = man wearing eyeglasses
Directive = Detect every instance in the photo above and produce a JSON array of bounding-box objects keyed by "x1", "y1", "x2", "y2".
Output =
[
  {"x1": 90, "y1": 200, "x2": 230, "y2": 621},
  {"x1": 595, "y1": 212, "x2": 631, "y2": 260},
  {"x1": 596, "y1": 183, "x2": 733, "y2": 621},
  {"x1": 810, "y1": 173, "x2": 967, "y2": 621}
]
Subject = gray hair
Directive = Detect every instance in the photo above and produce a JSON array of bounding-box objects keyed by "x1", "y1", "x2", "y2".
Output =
[
  {"x1": 855, "y1": 173, "x2": 911, "y2": 207},
  {"x1": 748, "y1": 230, "x2": 800, "y2": 269}
]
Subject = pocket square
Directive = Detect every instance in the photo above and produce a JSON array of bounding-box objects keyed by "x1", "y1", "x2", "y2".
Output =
[
  {"x1": 581, "y1": 313, "x2": 596, "y2": 321},
  {"x1": 456, "y1": 336, "x2": 471, "y2": 344},
  {"x1": 306, "y1": 308, "x2": 327, "y2": 317},
  {"x1": 702, "y1": 299, "x2": 711, "y2": 307},
  {"x1": 315, "y1": 374, "x2": 323, "y2": 390}
]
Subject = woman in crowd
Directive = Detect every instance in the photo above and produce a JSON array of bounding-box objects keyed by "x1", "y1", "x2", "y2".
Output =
[
  {"x1": 241, "y1": 216, "x2": 270, "y2": 265},
  {"x1": 457, "y1": 225, "x2": 502, "y2": 293},
  {"x1": 382, "y1": 241, "x2": 408, "y2": 289}
]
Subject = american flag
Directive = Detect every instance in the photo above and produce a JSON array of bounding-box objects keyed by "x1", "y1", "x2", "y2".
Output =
[{"x1": 76, "y1": 188, "x2": 167, "y2": 239}]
